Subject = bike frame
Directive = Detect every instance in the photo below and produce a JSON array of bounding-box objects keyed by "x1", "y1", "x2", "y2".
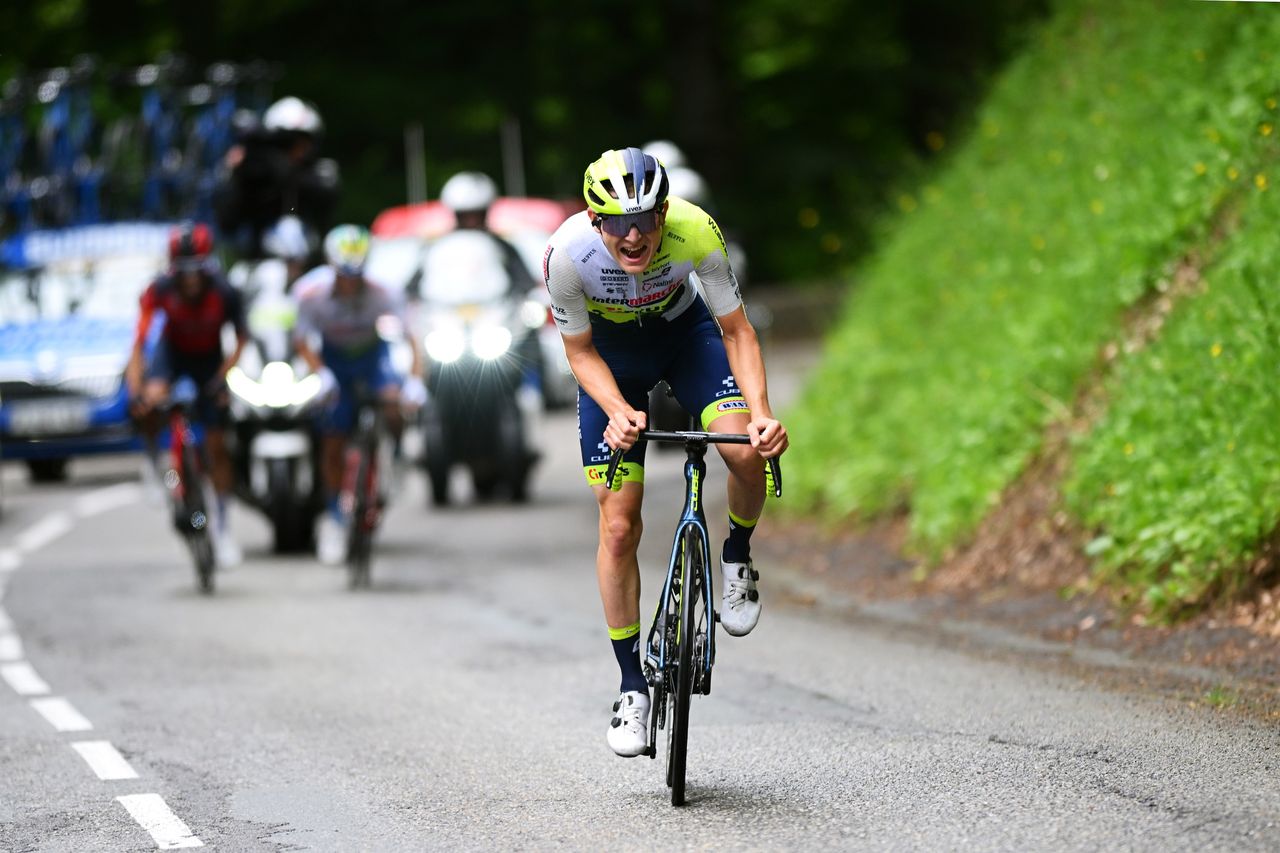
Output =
[{"x1": 645, "y1": 437, "x2": 716, "y2": 682}]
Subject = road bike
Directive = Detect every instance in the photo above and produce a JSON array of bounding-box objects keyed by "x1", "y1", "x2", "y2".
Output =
[
  {"x1": 159, "y1": 376, "x2": 217, "y2": 594},
  {"x1": 341, "y1": 388, "x2": 391, "y2": 590},
  {"x1": 606, "y1": 429, "x2": 782, "y2": 806}
]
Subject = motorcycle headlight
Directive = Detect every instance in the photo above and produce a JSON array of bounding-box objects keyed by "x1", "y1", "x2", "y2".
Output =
[
  {"x1": 471, "y1": 325, "x2": 512, "y2": 360},
  {"x1": 227, "y1": 363, "x2": 322, "y2": 409},
  {"x1": 425, "y1": 328, "x2": 465, "y2": 364}
]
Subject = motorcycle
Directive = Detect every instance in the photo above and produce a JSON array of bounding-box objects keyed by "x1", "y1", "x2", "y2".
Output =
[
  {"x1": 225, "y1": 256, "x2": 324, "y2": 551},
  {"x1": 416, "y1": 229, "x2": 543, "y2": 505}
]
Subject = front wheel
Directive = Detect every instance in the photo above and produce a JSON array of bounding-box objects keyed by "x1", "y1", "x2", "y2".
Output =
[{"x1": 668, "y1": 525, "x2": 703, "y2": 806}]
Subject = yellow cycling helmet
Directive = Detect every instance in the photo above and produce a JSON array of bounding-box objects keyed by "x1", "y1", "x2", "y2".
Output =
[
  {"x1": 324, "y1": 224, "x2": 370, "y2": 275},
  {"x1": 583, "y1": 147, "x2": 669, "y2": 216}
]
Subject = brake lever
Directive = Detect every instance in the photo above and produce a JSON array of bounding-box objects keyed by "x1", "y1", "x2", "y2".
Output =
[
  {"x1": 604, "y1": 447, "x2": 626, "y2": 491},
  {"x1": 766, "y1": 457, "x2": 782, "y2": 499}
]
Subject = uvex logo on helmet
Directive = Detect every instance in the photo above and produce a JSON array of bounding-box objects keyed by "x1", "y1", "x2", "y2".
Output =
[{"x1": 582, "y1": 147, "x2": 669, "y2": 217}]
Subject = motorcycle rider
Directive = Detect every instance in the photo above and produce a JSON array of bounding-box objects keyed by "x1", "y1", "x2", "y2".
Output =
[
  {"x1": 215, "y1": 96, "x2": 339, "y2": 262},
  {"x1": 126, "y1": 222, "x2": 249, "y2": 567},
  {"x1": 437, "y1": 172, "x2": 536, "y2": 297},
  {"x1": 293, "y1": 224, "x2": 427, "y2": 565}
]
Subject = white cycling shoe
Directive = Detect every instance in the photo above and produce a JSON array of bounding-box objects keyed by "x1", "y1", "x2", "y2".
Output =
[
  {"x1": 213, "y1": 528, "x2": 242, "y2": 569},
  {"x1": 607, "y1": 691, "x2": 650, "y2": 758},
  {"x1": 720, "y1": 559, "x2": 761, "y2": 636},
  {"x1": 317, "y1": 515, "x2": 347, "y2": 566}
]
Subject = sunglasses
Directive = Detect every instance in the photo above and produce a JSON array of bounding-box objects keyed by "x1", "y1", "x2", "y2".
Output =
[{"x1": 594, "y1": 209, "x2": 662, "y2": 237}]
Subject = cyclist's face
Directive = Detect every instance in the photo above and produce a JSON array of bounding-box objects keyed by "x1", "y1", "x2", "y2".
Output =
[
  {"x1": 593, "y1": 203, "x2": 666, "y2": 274},
  {"x1": 177, "y1": 269, "x2": 205, "y2": 299},
  {"x1": 334, "y1": 271, "x2": 363, "y2": 295}
]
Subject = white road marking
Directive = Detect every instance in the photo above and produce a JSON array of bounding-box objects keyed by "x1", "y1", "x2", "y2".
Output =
[
  {"x1": 116, "y1": 794, "x2": 204, "y2": 849},
  {"x1": 0, "y1": 548, "x2": 20, "y2": 572},
  {"x1": 75, "y1": 482, "x2": 142, "y2": 519},
  {"x1": 1, "y1": 661, "x2": 51, "y2": 695},
  {"x1": 14, "y1": 512, "x2": 74, "y2": 554},
  {"x1": 71, "y1": 740, "x2": 139, "y2": 780},
  {"x1": 0, "y1": 633, "x2": 23, "y2": 661},
  {"x1": 30, "y1": 696, "x2": 93, "y2": 732}
]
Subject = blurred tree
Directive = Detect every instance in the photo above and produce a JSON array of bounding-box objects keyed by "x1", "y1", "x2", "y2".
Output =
[{"x1": 0, "y1": 0, "x2": 1047, "y2": 280}]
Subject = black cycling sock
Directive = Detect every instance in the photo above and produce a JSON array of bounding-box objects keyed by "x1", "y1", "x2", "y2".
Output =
[
  {"x1": 722, "y1": 509, "x2": 759, "y2": 564},
  {"x1": 609, "y1": 624, "x2": 649, "y2": 694}
]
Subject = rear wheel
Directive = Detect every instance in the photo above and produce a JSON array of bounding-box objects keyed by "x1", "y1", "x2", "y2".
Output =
[
  {"x1": 346, "y1": 442, "x2": 374, "y2": 589},
  {"x1": 668, "y1": 526, "x2": 702, "y2": 806},
  {"x1": 181, "y1": 445, "x2": 215, "y2": 594}
]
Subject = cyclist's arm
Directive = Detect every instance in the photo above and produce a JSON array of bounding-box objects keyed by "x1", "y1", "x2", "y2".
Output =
[
  {"x1": 693, "y1": 214, "x2": 786, "y2": 457},
  {"x1": 216, "y1": 286, "x2": 250, "y2": 380},
  {"x1": 292, "y1": 292, "x2": 325, "y2": 375},
  {"x1": 560, "y1": 328, "x2": 646, "y2": 449},
  {"x1": 125, "y1": 287, "x2": 157, "y2": 397},
  {"x1": 718, "y1": 307, "x2": 786, "y2": 457},
  {"x1": 546, "y1": 244, "x2": 645, "y2": 447}
]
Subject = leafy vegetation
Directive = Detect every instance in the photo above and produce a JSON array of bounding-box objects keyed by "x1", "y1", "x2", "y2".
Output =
[
  {"x1": 788, "y1": 0, "x2": 1280, "y2": 576},
  {"x1": 1066, "y1": 176, "x2": 1280, "y2": 617},
  {"x1": 0, "y1": 0, "x2": 1045, "y2": 281}
]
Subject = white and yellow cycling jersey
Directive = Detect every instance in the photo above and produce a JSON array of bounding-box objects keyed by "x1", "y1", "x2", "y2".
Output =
[{"x1": 542, "y1": 196, "x2": 743, "y2": 335}]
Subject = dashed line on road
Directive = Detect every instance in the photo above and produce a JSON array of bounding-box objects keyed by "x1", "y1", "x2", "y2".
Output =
[
  {"x1": 74, "y1": 482, "x2": 142, "y2": 519},
  {"x1": 4, "y1": 482, "x2": 206, "y2": 849},
  {"x1": 0, "y1": 632, "x2": 24, "y2": 661},
  {"x1": 117, "y1": 794, "x2": 204, "y2": 849},
  {"x1": 1, "y1": 660, "x2": 51, "y2": 695},
  {"x1": 72, "y1": 740, "x2": 139, "y2": 780},
  {"x1": 30, "y1": 696, "x2": 94, "y2": 732},
  {"x1": 14, "y1": 512, "x2": 75, "y2": 554}
]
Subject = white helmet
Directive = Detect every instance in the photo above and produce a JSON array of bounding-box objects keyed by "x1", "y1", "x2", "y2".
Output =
[
  {"x1": 262, "y1": 215, "x2": 311, "y2": 260},
  {"x1": 643, "y1": 139, "x2": 687, "y2": 170},
  {"x1": 263, "y1": 96, "x2": 323, "y2": 135},
  {"x1": 440, "y1": 172, "x2": 498, "y2": 213},
  {"x1": 665, "y1": 167, "x2": 711, "y2": 208}
]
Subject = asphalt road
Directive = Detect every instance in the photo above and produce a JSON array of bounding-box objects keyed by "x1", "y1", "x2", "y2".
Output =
[{"x1": 1, "y1": 354, "x2": 1279, "y2": 850}]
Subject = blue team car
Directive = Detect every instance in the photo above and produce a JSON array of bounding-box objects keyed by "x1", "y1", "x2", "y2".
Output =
[{"x1": 0, "y1": 223, "x2": 171, "y2": 481}]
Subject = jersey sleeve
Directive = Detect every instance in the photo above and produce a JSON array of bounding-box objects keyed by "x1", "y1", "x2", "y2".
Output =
[
  {"x1": 292, "y1": 290, "x2": 318, "y2": 343},
  {"x1": 691, "y1": 214, "x2": 744, "y2": 318},
  {"x1": 133, "y1": 283, "x2": 158, "y2": 348},
  {"x1": 543, "y1": 241, "x2": 590, "y2": 336}
]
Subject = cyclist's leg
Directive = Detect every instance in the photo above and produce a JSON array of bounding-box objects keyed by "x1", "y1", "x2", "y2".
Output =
[
  {"x1": 582, "y1": 376, "x2": 655, "y2": 756},
  {"x1": 579, "y1": 363, "x2": 653, "y2": 696},
  {"x1": 317, "y1": 349, "x2": 362, "y2": 518},
  {"x1": 187, "y1": 353, "x2": 241, "y2": 565},
  {"x1": 372, "y1": 341, "x2": 405, "y2": 437}
]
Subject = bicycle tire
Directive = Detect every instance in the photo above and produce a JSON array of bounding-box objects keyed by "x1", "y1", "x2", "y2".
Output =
[
  {"x1": 668, "y1": 525, "x2": 702, "y2": 806},
  {"x1": 182, "y1": 443, "x2": 215, "y2": 594},
  {"x1": 346, "y1": 442, "x2": 373, "y2": 589}
]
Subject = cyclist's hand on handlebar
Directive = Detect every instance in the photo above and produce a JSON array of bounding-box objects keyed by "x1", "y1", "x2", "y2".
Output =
[
  {"x1": 748, "y1": 417, "x2": 788, "y2": 459},
  {"x1": 604, "y1": 408, "x2": 647, "y2": 452}
]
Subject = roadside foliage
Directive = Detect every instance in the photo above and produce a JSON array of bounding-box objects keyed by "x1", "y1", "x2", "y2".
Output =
[{"x1": 788, "y1": 0, "x2": 1280, "y2": 617}]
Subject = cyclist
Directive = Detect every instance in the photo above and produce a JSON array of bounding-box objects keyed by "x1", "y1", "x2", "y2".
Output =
[
  {"x1": 543, "y1": 147, "x2": 788, "y2": 757},
  {"x1": 126, "y1": 222, "x2": 249, "y2": 567},
  {"x1": 293, "y1": 224, "x2": 427, "y2": 565}
]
